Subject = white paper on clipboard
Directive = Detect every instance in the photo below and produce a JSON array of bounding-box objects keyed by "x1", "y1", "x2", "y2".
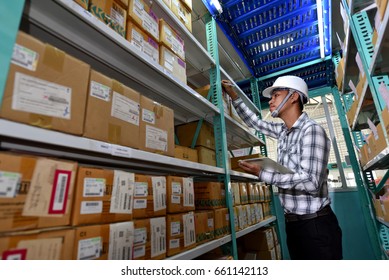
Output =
[{"x1": 241, "y1": 158, "x2": 294, "y2": 174}]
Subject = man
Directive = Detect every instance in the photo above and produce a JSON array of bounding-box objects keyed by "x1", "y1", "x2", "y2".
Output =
[{"x1": 222, "y1": 76, "x2": 342, "y2": 260}]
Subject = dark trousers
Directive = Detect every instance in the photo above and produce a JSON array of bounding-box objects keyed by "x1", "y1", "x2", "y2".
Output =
[{"x1": 285, "y1": 210, "x2": 343, "y2": 260}]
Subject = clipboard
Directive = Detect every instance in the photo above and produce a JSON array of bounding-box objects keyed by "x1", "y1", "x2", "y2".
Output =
[{"x1": 240, "y1": 157, "x2": 294, "y2": 174}]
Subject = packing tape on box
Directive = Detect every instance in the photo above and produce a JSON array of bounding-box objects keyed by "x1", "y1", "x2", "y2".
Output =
[
  {"x1": 152, "y1": 102, "x2": 164, "y2": 118},
  {"x1": 43, "y1": 45, "x2": 65, "y2": 72},
  {"x1": 108, "y1": 123, "x2": 121, "y2": 144},
  {"x1": 29, "y1": 114, "x2": 53, "y2": 128}
]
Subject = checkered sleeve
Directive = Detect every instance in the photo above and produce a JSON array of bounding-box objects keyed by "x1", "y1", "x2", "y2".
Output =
[
  {"x1": 259, "y1": 124, "x2": 330, "y2": 194},
  {"x1": 232, "y1": 98, "x2": 282, "y2": 138}
]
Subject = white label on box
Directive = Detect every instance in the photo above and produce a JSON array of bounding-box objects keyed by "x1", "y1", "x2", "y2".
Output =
[
  {"x1": 133, "y1": 198, "x2": 147, "y2": 209},
  {"x1": 11, "y1": 44, "x2": 39, "y2": 71},
  {"x1": 12, "y1": 72, "x2": 72, "y2": 119},
  {"x1": 110, "y1": 170, "x2": 135, "y2": 214},
  {"x1": 163, "y1": 50, "x2": 174, "y2": 72},
  {"x1": 171, "y1": 182, "x2": 182, "y2": 194},
  {"x1": 108, "y1": 222, "x2": 134, "y2": 260},
  {"x1": 134, "y1": 227, "x2": 147, "y2": 245},
  {"x1": 152, "y1": 176, "x2": 166, "y2": 211},
  {"x1": 90, "y1": 80, "x2": 111, "y2": 102},
  {"x1": 379, "y1": 82, "x2": 389, "y2": 109},
  {"x1": 172, "y1": 37, "x2": 185, "y2": 59},
  {"x1": 131, "y1": 29, "x2": 144, "y2": 51},
  {"x1": 77, "y1": 237, "x2": 102, "y2": 260},
  {"x1": 133, "y1": 245, "x2": 145, "y2": 258},
  {"x1": 183, "y1": 177, "x2": 194, "y2": 207},
  {"x1": 134, "y1": 182, "x2": 148, "y2": 197},
  {"x1": 183, "y1": 212, "x2": 195, "y2": 247},
  {"x1": 111, "y1": 92, "x2": 140, "y2": 126},
  {"x1": 226, "y1": 213, "x2": 230, "y2": 221},
  {"x1": 80, "y1": 201, "x2": 103, "y2": 214},
  {"x1": 143, "y1": 42, "x2": 159, "y2": 63},
  {"x1": 134, "y1": 228, "x2": 147, "y2": 245},
  {"x1": 150, "y1": 217, "x2": 166, "y2": 257},
  {"x1": 18, "y1": 238, "x2": 63, "y2": 260},
  {"x1": 145, "y1": 125, "x2": 168, "y2": 152},
  {"x1": 142, "y1": 12, "x2": 159, "y2": 40},
  {"x1": 164, "y1": 26, "x2": 173, "y2": 45},
  {"x1": 367, "y1": 118, "x2": 378, "y2": 140},
  {"x1": 83, "y1": 178, "x2": 105, "y2": 197},
  {"x1": 0, "y1": 171, "x2": 21, "y2": 198},
  {"x1": 111, "y1": 4, "x2": 125, "y2": 28},
  {"x1": 208, "y1": 218, "x2": 214, "y2": 228},
  {"x1": 169, "y1": 239, "x2": 179, "y2": 249},
  {"x1": 171, "y1": 195, "x2": 180, "y2": 204},
  {"x1": 134, "y1": 0, "x2": 144, "y2": 19},
  {"x1": 171, "y1": 221, "x2": 181, "y2": 236},
  {"x1": 142, "y1": 108, "x2": 155, "y2": 124}
]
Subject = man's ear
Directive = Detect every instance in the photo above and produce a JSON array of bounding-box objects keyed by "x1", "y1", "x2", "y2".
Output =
[{"x1": 291, "y1": 92, "x2": 299, "y2": 103}]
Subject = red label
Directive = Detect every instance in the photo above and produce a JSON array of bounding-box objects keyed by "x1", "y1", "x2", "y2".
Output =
[
  {"x1": 2, "y1": 249, "x2": 27, "y2": 260},
  {"x1": 48, "y1": 170, "x2": 71, "y2": 214}
]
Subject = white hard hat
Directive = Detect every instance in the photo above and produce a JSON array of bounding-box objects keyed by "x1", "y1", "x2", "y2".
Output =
[{"x1": 262, "y1": 75, "x2": 309, "y2": 104}]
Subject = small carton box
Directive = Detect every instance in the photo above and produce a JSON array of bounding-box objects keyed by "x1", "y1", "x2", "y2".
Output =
[
  {"x1": 213, "y1": 208, "x2": 230, "y2": 238},
  {"x1": 133, "y1": 174, "x2": 166, "y2": 219},
  {"x1": 176, "y1": 121, "x2": 215, "y2": 150},
  {"x1": 126, "y1": 20, "x2": 159, "y2": 64},
  {"x1": 1, "y1": 32, "x2": 90, "y2": 135},
  {"x1": 171, "y1": 0, "x2": 192, "y2": 32},
  {"x1": 254, "y1": 203, "x2": 264, "y2": 223},
  {"x1": 166, "y1": 212, "x2": 196, "y2": 256},
  {"x1": 245, "y1": 204, "x2": 253, "y2": 226},
  {"x1": 239, "y1": 183, "x2": 249, "y2": 204},
  {"x1": 196, "y1": 146, "x2": 216, "y2": 166},
  {"x1": 243, "y1": 228, "x2": 274, "y2": 251},
  {"x1": 139, "y1": 95, "x2": 175, "y2": 156},
  {"x1": 128, "y1": 0, "x2": 159, "y2": 42},
  {"x1": 0, "y1": 152, "x2": 77, "y2": 233},
  {"x1": 73, "y1": 221, "x2": 135, "y2": 260},
  {"x1": 174, "y1": 145, "x2": 198, "y2": 163},
  {"x1": 236, "y1": 205, "x2": 247, "y2": 230},
  {"x1": 71, "y1": 167, "x2": 135, "y2": 226},
  {"x1": 0, "y1": 228, "x2": 75, "y2": 260},
  {"x1": 194, "y1": 182, "x2": 226, "y2": 209},
  {"x1": 83, "y1": 70, "x2": 140, "y2": 149},
  {"x1": 335, "y1": 57, "x2": 345, "y2": 91},
  {"x1": 89, "y1": 0, "x2": 127, "y2": 37},
  {"x1": 166, "y1": 176, "x2": 195, "y2": 213},
  {"x1": 159, "y1": 45, "x2": 187, "y2": 85},
  {"x1": 159, "y1": 19, "x2": 185, "y2": 61},
  {"x1": 231, "y1": 182, "x2": 241, "y2": 205},
  {"x1": 133, "y1": 217, "x2": 166, "y2": 260},
  {"x1": 194, "y1": 211, "x2": 214, "y2": 245},
  {"x1": 257, "y1": 248, "x2": 277, "y2": 260}
]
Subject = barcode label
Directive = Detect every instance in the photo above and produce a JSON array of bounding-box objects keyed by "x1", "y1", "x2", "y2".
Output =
[
  {"x1": 80, "y1": 201, "x2": 103, "y2": 214},
  {"x1": 77, "y1": 237, "x2": 102, "y2": 260},
  {"x1": 83, "y1": 178, "x2": 105, "y2": 197},
  {"x1": 171, "y1": 182, "x2": 182, "y2": 194},
  {"x1": 183, "y1": 177, "x2": 194, "y2": 207},
  {"x1": 134, "y1": 182, "x2": 148, "y2": 197},
  {"x1": 171, "y1": 195, "x2": 180, "y2": 204},
  {"x1": 49, "y1": 170, "x2": 71, "y2": 214},
  {"x1": 133, "y1": 245, "x2": 145, "y2": 258},
  {"x1": 0, "y1": 171, "x2": 21, "y2": 198},
  {"x1": 169, "y1": 239, "x2": 179, "y2": 249},
  {"x1": 110, "y1": 170, "x2": 134, "y2": 214},
  {"x1": 11, "y1": 44, "x2": 38, "y2": 71},
  {"x1": 134, "y1": 228, "x2": 147, "y2": 245},
  {"x1": 133, "y1": 199, "x2": 147, "y2": 209},
  {"x1": 108, "y1": 222, "x2": 134, "y2": 260},
  {"x1": 171, "y1": 221, "x2": 181, "y2": 236},
  {"x1": 152, "y1": 177, "x2": 166, "y2": 212},
  {"x1": 183, "y1": 212, "x2": 195, "y2": 247},
  {"x1": 150, "y1": 217, "x2": 166, "y2": 258}
]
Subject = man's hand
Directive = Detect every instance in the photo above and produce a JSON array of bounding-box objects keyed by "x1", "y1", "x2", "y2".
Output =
[
  {"x1": 221, "y1": 80, "x2": 238, "y2": 100},
  {"x1": 238, "y1": 160, "x2": 261, "y2": 176}
]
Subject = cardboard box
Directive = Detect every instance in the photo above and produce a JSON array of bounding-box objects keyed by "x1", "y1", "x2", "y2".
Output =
[
  {"x1": 335, "y1": 57, "x2": 345, "y2": 91},
  {"x1": 73, "y1": 221, "x2": 134, "y2": 260},
  {"x1": 0, "y1": 152, "x2": 77, "y2": 233},
  {"x1": 71, "y1": 167, "x2": 135, "y2": 226},
  {"x1": 231, "y1": 182, "x2": 241, "y2": 205},
  {"x1": 236, "y1": 205, "x2": 247, "y2": 230},
  {"x1": 1, "y1": 31, "x2": 90, "y2": 135},
  {"x1": 174, "y1": 145, "x2": 198, "y2": 162},
  {"x1": 176, "y1": 121, "x2": 215, "y2": 150},
  {"x1": 116, "y1": 0, "x2": 128, "y2": 8},
  {"x1": 0, "y1": 228, "x2": 75, "y2": 260},
  {"x1": 159, "y1": 45, "x2": 187, "y2": 85},
  {"x1": 180, "y1": 0, "x2": 192, "y2": 11},
  {"x1": 166, "y1": 212, "x2": 196, "y2": 256},
  {"x1": 83, "y1": 70, "x2": 140, "y2": 148},
  {"x1": 239, "y1": 183, "x2": 249, "y2": 204},
  {"x1": 377, "y1": 0, "x2": 388, "y2": 20},
  {"x1": 74, "y1": 0, "x2": 89, "y2": 9},
  {"x1": 213, "y1": 208, "x2": 230, "y2": 238},
  {"x1": 166, "y1": 176, "x2": 195, "y2": 213},
  {"x1": 275, "y1": 242, "x2": 282, "y2": 260},
  {"x1": 194, "y1": 211, "x2": 214, "y2": 245},
  {"x1": 373, "y1": 123, "x2": 388, "y2": 157},
  {"x1": 171, "y1": 0, "x2": 192, "y2": 32},
  {"x1": 133, "y1": 217, "x2": 166, "y2": 260},
  {"x1": 245, "y1": 205, "x2": 253, "y2": 226},
  {"x1": 194, "y1": 182, "x2": 226, "y2": 209},
  {"x1": 253, "y1": 203, "x2": 264, "y2": 223},
  {"x1": 243, "y1": 228, "x2": 274, "y2": 251},
  {"x1": 89, "y1": 0, "x2": 127, "y2": 37},
  {"x1": 233, "y1": 207, "x2": 239, "y2": 231},
  {"x1": 139, "y1": 95, "x2": 175, "y2": 156},
  {"x1": 159, "y1": 19, "x2": 185, "y2": 61},
  {"x1": 126, "y1": 20, "x2": 159, "y2": 64},
  {"x1": 196, "y1": 146, "x2": 216, "y2": 166},
  {"x1": 257, "y1": 248, "x2": 277, "y2": 260},
  {"x1": 133, "y1": 174, "x2": 166, "y2": 219},
  {"x1": 128, "y1": 0, "x2": 159, "y2": 42},
  {"x1": 381, "y1": 107, "x2": 389, "y2": 134},
  {"x1": 230, "y1": 154, "x2": 263, "y2": 172}
]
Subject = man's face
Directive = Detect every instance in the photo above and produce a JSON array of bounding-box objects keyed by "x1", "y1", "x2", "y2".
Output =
[{"x1": 268, "y1": 89, "x2": 289, "y2": 113}]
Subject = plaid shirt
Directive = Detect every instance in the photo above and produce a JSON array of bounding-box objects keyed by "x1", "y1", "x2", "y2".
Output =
[{"x1": 232, "y1": 98, "x2": 331, "y2": 215}]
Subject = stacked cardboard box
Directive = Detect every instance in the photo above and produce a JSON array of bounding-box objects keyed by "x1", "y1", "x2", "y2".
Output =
[
  {"x1": 166, "y1": 176, "x2": 195, "y2": 213},
  {"x1": 213, "y1": 208, "x2": 230, "y2": 238},
  {"x1": 194, "y1": 182, "x2": 225, "y2": 210},
  {"x1": 174, "y1": 145, "x2": 198, "y2": 163},
  {"x1": 194, "y1": 211, "x2": 214, "y2": 245},
  {"x1": 128, "y1": 0, "x2": 159, "y2": 42},
  {"x1": 242, "y1": 228, "x2": 276, "y2": 260},
  {"x1": 166, "y1": 212, "x2": 196, "y2": 256}
]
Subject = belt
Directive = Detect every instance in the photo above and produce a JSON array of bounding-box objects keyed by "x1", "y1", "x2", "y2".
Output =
[{"x1": 284, "y1": 205, "x2": 332, "y2": 223}]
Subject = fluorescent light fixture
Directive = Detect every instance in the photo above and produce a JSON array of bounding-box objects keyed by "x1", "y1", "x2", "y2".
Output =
[
  {"x1": 202, "y1": 0, "x2": 223, "y2": 16},
  {"x1": 317, "y1": 0, "x2": 325, "y2": 59}
]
